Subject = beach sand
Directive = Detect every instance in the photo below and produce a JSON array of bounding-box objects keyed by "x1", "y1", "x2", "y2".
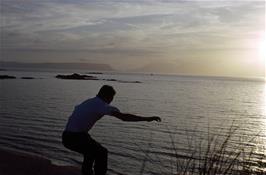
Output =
[{"x1": 0, "y1": 149, "x2": 80, "y2": 175}]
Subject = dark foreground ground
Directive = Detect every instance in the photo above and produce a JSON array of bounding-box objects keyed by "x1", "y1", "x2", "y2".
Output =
[{"x1": 0, "y1": 149, "x2": 80, "y2": 175}]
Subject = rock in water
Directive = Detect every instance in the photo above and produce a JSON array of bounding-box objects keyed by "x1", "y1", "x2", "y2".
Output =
[
  {"x1": 0, "y1": 75, "x2": 16, "y2": 79},
  {"x1": 55, "y1": 73, "x2": 98, "y2": 80}
]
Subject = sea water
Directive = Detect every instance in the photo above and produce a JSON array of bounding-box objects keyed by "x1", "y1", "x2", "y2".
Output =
[{"x1": 0, "y1": 70, "x2": 265, "y2": 174}]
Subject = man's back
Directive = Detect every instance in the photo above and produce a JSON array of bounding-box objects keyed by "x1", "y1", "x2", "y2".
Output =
[{"x1": 65, "y1": 97, "x2": 119, "y2": 132}]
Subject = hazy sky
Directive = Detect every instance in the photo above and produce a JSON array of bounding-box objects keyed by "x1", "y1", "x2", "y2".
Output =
[{"x1": 1, "y1": 0, "x2": 265, "y2": 77}]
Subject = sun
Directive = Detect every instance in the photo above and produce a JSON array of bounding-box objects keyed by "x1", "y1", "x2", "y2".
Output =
[
  {"x1": 258, "y1": 38, "x2": 266, "y2": 61},
  {"x1": 258, "y1": 37, "x2": 266, "y2": 79}
]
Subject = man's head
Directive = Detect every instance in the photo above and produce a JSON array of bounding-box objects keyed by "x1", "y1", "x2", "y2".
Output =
[{"x1": 97, "y1": 85, "x2": 116, "y2": 104}]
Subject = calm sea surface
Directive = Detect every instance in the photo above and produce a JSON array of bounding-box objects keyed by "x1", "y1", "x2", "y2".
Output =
[{"x1": 0, "y1": 70, "x2": 265, "y2": 174}]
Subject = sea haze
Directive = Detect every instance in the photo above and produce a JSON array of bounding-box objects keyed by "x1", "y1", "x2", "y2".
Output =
[{"x1": 0, "y1": 70, "x2": 265, "y2": 174}]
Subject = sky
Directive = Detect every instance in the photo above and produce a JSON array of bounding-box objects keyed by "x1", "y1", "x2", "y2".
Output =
[{"x1": 0, "y1": 0, "x2": 265, "y2": 77}]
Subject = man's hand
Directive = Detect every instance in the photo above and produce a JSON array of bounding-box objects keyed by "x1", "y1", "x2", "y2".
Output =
[{"x1": 148, "y1": 116, "x2": 161, "y2": 122}]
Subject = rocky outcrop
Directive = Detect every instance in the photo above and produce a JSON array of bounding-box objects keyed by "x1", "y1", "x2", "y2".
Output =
[
  {"x1": 21, "y1": 77, "x2": 35, "y2": 79},
  {"x1": 56, "y1": 73, "x2": 98, "y2": 80},
  {"x1": 0, "y1": 75, "x2": 16, "y2": 79}
]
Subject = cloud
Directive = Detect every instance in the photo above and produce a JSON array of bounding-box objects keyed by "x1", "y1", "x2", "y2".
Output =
[
  {"x1": 2, "y1": 1, "x2": 263, "y2": 41},
  {"x1": 1, "y1": 0, "x2": 265, "y2": 76}
]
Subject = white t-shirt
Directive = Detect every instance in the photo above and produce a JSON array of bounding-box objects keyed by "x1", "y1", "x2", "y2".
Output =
[{"x1": 65, "y1": 96, "x2": 120, "y2": 132}]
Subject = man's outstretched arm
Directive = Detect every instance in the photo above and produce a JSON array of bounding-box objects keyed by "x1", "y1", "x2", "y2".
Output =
[{"x1": 111, "y1": 111, "x2": 161, "y2": 122}]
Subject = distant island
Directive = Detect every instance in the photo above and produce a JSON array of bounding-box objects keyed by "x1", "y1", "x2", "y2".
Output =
[
  {"x1": 0, "y1": 75, "x2": 37, "y2": 79},
  {"x1": 0, "y1": 75, "x2": 16, "y2": 79},
  {"x1": 56, "y1": 73, "x2": 98, "y2": 80},
  {"x1": 0, "y1": 61, "x2": 113, "y2": 71},
  {"x1": 86, "y1": 72, "x2": 103, "y2": 74},
  {"x1": 56, "y1": 73, "x2": 141, "y2": 83},
  {"x1": 21, "y1": 77, "x2": 35, "y2": 79}
]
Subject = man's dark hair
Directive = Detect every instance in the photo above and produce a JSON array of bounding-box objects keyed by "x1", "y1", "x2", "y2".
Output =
[{"x1": 97, "y1": 85, "x2": 116, "y2": 99}]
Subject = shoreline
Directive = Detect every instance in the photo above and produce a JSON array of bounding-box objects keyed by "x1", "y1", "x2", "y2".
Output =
[{"x1": 0, "y1": 148, "x2": 80, "y2": 175}]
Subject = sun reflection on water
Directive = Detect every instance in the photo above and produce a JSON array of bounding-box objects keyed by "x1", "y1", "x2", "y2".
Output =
[
  {"x1": 260, "y1": 84, "x2": 266, "y2": 148},
  {"x1": 262, "y1": 84, "x2": 266, "y2": 115},
  {"x1": 252, "y1": 83, "x2": 266, "y2": 172}
]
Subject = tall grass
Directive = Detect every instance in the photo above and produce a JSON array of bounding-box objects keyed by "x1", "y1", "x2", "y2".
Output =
[{"x1": 137, "y1": 123, "x2": 265, "y2": 175}]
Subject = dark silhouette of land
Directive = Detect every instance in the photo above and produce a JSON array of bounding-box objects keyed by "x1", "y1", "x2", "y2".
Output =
[
  {"x1": 1, "y1": 72, "x2": 142, "y2": 83},
  {"x1": 0, "y1": 149, "x2": 80, "y2": 175},
  {"x1": 86, "y1": 72, "x2": 103, "y2": 74},
  {"x1": 56, "y1": 73, "x2": 98, "y2": 80},
  {"x1": 21, "y1": 77, "x2": 35, "y2": 79},
  {"x1": 0, "y1": 75, "x2": 16, "y2": 79},
  {"x1": 56, "y1": 73, "x2": 142, "y2": 83}
]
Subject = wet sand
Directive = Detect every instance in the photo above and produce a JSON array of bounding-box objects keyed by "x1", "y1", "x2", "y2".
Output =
[{"x1": 0, "y1": 149, "x2": 80, "y2": 175}]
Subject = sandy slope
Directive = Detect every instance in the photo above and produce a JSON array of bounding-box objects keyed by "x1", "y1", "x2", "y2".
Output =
[{"x1": 0, "y1": 149, "x2": 80, "y2": 175}]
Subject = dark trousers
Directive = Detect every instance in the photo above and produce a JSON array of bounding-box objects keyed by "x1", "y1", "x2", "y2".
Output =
[{"x1": 62, "y1": 131, "x2": 108, "y2": 175}]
